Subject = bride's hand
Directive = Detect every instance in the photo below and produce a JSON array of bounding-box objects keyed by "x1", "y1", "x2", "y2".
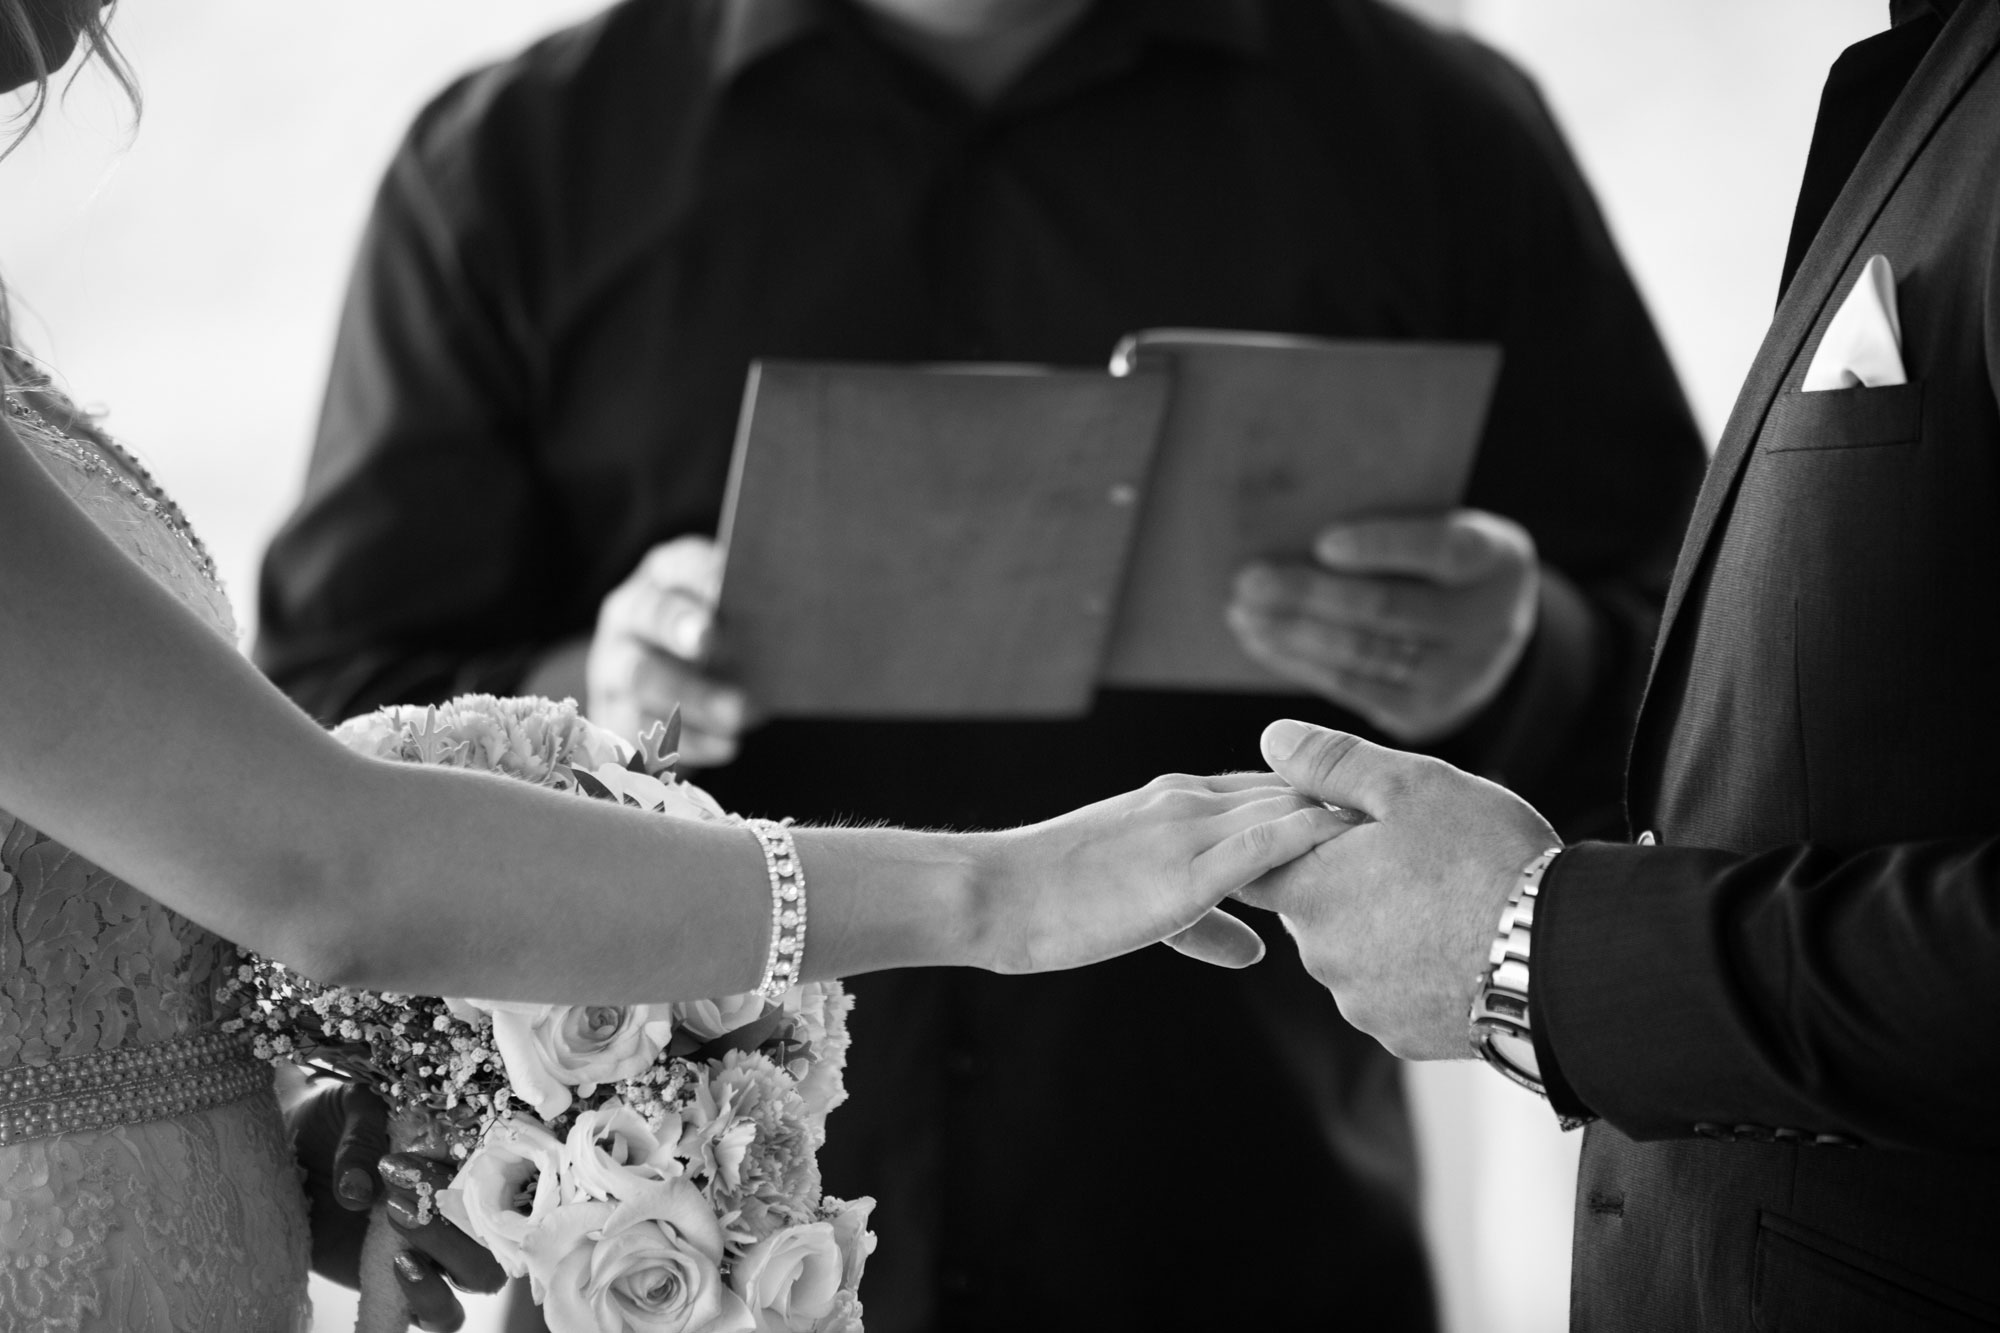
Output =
[
  {"x1": 288, "y1": 1081, "x2": 506, "y2": 1322},
  {"x1": 968, "y1": 773, "x2": 1352, "y2": 974}
]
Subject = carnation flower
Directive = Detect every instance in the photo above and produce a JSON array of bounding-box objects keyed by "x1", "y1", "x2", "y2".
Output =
[
  {"x1": 679, "y1": 1052, "x2": 820, "y2": 1248},
  {"x1": 461, "y1": 998, "x2": 675, "y2": 1120},
  {"x1": 527, "y1": 1180, "x2": 754, "y2": 1333}
]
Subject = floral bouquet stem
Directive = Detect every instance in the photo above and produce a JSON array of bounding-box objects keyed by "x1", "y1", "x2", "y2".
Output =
[{"x1": 356, "y1": 1104, "x2": 458, "y2": 1333}]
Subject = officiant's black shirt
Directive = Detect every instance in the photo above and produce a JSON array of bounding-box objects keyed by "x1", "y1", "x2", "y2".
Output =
[{"x1": 258, "y1": 2, "x2": 1704, "y2": 1328}]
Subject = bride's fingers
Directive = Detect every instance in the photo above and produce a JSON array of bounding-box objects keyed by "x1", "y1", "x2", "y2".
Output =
[
  {"x1": 1163, "y1": 906, "x2": 1266, "y2": 968},
  {"x1": 387, "y1": 1206, "x2": 509, "y2": 1296},
  {"x1": 391, "y1": 1248, "x2": 467, "y2": 1331},
  {"x1": 1191, "y1": 802, "x2": 1359, "y2": 895},
  {"x1": 381, "y1": 1156, "x2": 508, "y2": 1294},
  {"x1": 327, "y1": 1084, "x2": 391, "y2": 1211}
]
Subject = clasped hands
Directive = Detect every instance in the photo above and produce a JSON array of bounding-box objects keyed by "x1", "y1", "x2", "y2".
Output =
[{"x1": 987, "y1": 714, "x2": 1565, "y2": 1065}]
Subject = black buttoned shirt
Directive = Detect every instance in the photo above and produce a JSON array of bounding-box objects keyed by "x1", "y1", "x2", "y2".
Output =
[{"x1": 256, "y1": 2, "x2": 1704, "y2": 1327}]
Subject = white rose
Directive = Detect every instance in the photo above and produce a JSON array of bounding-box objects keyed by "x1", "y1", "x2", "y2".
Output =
[
  {"x1": 527, "y1": 1180, "x2": 754, "y2": 1333},
  {"x1": 465, "y1": 999, "x2": 674, "y2": 1119},
  {"x1": 673, "y1": 993, "x2": 768, "y2": 1043},
  {"x1": 808, "y1": 1293, "x2": 864, "y2": 1333},
  {"x1": 824, "y1": 1197, "x2": 876, "y2": 1296},
  {"x1": 565, "y1": 1099, "x2": 684, "y2": 1201},
  {"x1": 778, "y1": 985, "x2": 830, "y2": 1047},
  {"x1": 563, "y1": 713, "x2": 632, "y2": 772},
  {"x1": 438, "y1": 1118, "x2": 567, "y2": 1279},
  {"x1": 784, "y1": 986, "x2": 853, "y2": 1127},
  {"x1": 330, "y1": 711, "x2": 405, "y2": 760},
  {"x1": 731, "y1": 1223, "x2": 843, "y2": 1332}
]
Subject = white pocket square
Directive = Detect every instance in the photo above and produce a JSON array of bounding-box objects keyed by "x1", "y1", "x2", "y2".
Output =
[{"x1": 1802, "y1": 253, "x2": 1906, "y2": 391}]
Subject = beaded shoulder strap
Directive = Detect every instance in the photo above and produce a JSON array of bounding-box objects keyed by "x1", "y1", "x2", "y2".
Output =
[{"x1": 4, "y1": 383, "x2": 223, "y2": 590}]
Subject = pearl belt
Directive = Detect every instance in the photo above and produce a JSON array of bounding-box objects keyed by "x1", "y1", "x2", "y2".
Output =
[{"x1": 0, "y1": 1030, "x2": 270, "y2": 1146}]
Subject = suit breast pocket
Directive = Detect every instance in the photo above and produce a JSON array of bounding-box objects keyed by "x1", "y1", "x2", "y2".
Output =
[
  {"x1": 1761, "y1": 380, "x2": 1924, "y2": 451},
  {"x1": 1753, "y1": 1211, "x2": 2000, "y2": 1331}
]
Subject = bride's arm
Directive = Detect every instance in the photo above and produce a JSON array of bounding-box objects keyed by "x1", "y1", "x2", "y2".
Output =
[{"x1": 0, "y1": 415, "x2": 1338, "y2": 1002}]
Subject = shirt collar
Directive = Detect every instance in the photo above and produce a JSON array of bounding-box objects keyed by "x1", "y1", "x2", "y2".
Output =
[{"x1": 706, "y1": 0, "x2": 1267, "y2": 83}]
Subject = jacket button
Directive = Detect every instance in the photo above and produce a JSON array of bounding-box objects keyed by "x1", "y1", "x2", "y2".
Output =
[
  {"x1": 1636, "y1": 830, "x2": 1657, "y2": 846},
  {"x1": 1813, "y1": 1132, "x2": 1861, "y2": 1148},
  {"x1": 1692, "y1": 1121, "x2": 1729, "y2": 1139},
  {"x1": 1772, "y1": 1127, "x2": 1805, "y2": 1144},
  {"x1": 1733, "y1": 1124, "x2": 1776, "y2": 1143}
]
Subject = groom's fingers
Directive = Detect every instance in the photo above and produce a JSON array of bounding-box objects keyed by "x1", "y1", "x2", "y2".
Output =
[
  {"x1": 1260, "y1": 719, "x2": 1419, "y2": 814},
  {"x1": 1164, "y1": 907, "x2": 1265, "y2": 968}
]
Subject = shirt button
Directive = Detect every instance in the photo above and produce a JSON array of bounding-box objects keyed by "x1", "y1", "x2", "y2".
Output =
[
  {"x1": 1733, "y1": 1124, "x2": 1776, "y2": 1143},
  {"x1": 1692, "y1": 1121, "x2": 1729, "y2": 1139},
  {"x1": 1813, "y1": 1132, "x2": 1861, "y2": 1148},
  {"x1": 1772, "y1": 1127, "x2": 1806, "y2": 1144},
  {"x1": 1636, "y1": 830, "x2": 1657, "y2": 846}
]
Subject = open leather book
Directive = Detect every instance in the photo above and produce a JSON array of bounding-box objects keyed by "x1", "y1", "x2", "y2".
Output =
[{"x1": 715, "y1": 330, "x2": 1500, "y2": 717}]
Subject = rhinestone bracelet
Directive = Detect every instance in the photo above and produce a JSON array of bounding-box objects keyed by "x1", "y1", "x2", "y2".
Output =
[{"x1": 747, "y1": 818, "x2": 807, "y2": 1002}]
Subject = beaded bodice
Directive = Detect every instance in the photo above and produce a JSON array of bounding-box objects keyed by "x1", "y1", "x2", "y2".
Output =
[
  {"x1": 0, "y1": 386, "x2": 238, "y2": 1067},
  {"x1": 0, "y1": 384, "x2": 310, "y2": 1331}
]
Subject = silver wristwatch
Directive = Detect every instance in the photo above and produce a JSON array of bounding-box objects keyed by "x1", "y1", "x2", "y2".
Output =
[{"x1": 1468, "y1": 845, "x2": 1564, "y2": 1096}]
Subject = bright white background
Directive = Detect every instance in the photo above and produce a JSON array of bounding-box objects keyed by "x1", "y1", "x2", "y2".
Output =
[{"x1": 0, "y1": 2, "x2": 1887, "y2": 1330}]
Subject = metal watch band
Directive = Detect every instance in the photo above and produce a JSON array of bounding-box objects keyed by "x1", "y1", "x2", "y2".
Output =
[{"x1": 1469, "y1": 845, "x2": 1564, "y2": 1097}]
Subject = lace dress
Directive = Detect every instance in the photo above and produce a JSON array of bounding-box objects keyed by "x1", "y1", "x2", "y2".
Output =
[{"x1": 0, "y1": 390, "x2": 312, "y2": 1331}]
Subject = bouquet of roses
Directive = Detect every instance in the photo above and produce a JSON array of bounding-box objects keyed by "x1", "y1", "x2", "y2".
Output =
[{"x1": 220, "y1": 695, "x2": 873, "y2": 1333}]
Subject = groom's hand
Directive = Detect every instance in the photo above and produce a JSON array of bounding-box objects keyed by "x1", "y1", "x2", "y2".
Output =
[
  {"x1": 1228, "y1": 510, "x2": 1539, "y2": 743},
  {"x1": 1235, "y1": 719, "x2": 1557, "y2": 1060},
  {"x1": 586, "y1": 537, "x2": 756, "y2": 766}
]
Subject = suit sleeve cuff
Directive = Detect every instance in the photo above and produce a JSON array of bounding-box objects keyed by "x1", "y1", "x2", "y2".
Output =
[
  {"x1": 1528, "y1": 847, "x2": 1594, "y2": 1126},
  {"x1": 1529, "y1": 838, "x2": 1750, "y2": 1139}
]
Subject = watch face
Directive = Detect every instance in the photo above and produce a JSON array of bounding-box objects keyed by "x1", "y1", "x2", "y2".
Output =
[{"x1": 1487, "y1": 1029, "x2": 1541, "y2": 1083}]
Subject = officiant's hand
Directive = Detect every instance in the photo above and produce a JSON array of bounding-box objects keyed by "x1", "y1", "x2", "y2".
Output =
[
  {"x1": 1228, "y1": 510, "x2": 1538, "y2": 743},
  {"x1": 588, "y1": 537, "x2": 756, "y2": 766},
  {"x1": 1234, "y1": 719, "x2": 1557, "y2": 1060}
]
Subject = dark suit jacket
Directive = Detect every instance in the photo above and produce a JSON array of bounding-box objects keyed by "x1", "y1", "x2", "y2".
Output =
[{"x1": 1536, "y1": 4, "x2": 2000, "y2": 1327}]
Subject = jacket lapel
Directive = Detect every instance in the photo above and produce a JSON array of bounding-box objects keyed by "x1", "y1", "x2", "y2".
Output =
[{"x1": 1626, "y1": 0, "x2": 2000, "y2": 821}]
